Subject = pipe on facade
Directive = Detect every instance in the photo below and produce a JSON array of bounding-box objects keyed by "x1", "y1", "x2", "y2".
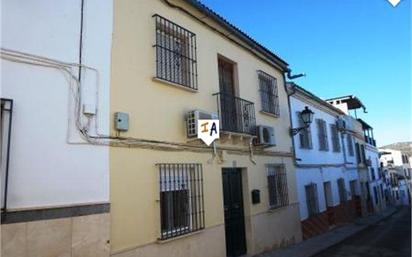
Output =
[
  {"x1": 284, "y1": 76, "x2": 300, "y2": 165},
  {"x1": 1, "y1": 98, "x2": 13, "y2": 213},
  {"x1": 78, "y1": 0, "x2": 85, "y2": 81}
]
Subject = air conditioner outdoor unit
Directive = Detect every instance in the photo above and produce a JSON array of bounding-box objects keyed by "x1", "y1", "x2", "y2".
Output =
[
  {"x1": 186, "y1": 110, "x2": 218, "y2": 138},
  {"x1": 256, "y1": 125, "x2": 275, "y2": 146},
  {"x1": 336, "y1": 118, "x2": 346, "y2": 131}
]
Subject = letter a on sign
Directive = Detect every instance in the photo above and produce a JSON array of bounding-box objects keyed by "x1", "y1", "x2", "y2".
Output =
[{"x1": 197, "y1": 119, "x2": 219, "y2": 146}]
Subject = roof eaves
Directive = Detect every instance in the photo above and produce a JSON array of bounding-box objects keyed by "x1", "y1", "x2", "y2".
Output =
[
  {"x1": 182, "y1": 0, "x2": 289, "y2": 70},
  {"x1": 289, "y1": 83, "x2": 346, "y2": 115}
]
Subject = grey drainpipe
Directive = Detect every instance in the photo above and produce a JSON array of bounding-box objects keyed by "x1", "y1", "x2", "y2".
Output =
[
  {"x1": 285, "y1": 81, "x2": 299, "y2": 165},
  {"x1": 340, "y1": 125, "x2": 348, "y2": 166}
]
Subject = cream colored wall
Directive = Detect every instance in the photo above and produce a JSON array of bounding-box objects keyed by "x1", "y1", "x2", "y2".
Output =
[
  {"x1": 111, "y1": 0, "x2": 292, "y2": 150},
  {"x1": 110, "y1": 148, "x2": 299, "y2": 253},
  {"x1": 111, "y1": 0, "x2": 298, "y2": 254}
]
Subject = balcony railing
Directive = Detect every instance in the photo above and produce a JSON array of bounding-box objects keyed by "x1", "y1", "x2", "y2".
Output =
[
  {"x1": 214, "y1": 92, "x2": 256, "y2": 135},
  {"x1": 364, "y1": 136, "x2": 376, "y2": 147}
]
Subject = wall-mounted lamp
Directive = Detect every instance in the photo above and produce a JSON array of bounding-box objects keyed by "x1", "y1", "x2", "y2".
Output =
[{"x1": 290, "y1": 106, "x2": 314, "y2": 136}]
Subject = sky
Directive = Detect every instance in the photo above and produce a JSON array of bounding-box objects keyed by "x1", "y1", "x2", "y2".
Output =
[{"x1": 201, "y1": 0, "x2": 411, "y2": 146}]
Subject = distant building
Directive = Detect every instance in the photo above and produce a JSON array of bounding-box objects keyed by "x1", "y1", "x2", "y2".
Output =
[
  {"x1": 379, "y1": 148, "x2": 411, "y2": 206},
  {"x1": 288, "y1": 84, "x2": 362, "y2": 240}
]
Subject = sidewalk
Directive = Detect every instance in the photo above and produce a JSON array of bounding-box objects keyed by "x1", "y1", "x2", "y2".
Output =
[{"x1": 256, "y1": 206, "x2": 399, "y2": 257}]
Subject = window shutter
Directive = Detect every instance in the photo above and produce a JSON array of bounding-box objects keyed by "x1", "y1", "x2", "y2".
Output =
[
  {"x1": 347, "y1": 134, "x2": 354, "y2": 156},
  {"x1": 297, "y1": 111, "x2": 312, "y2": 149},
  {"x1": 317, "y1": 119, "x2": 323, "y2": 150},
  {"x1": 307, "y1": 123, "x2": 313, "y2": 149},
  {"x1": 297, "y1": 111, "x2": 306, "y2": 148},
  {"x1": 331, "y1": 124, "x2": 340, "y2": 152},
  {"x1": 317, "y1": 119, "x2": 329, "y2": 151},
  {"x1": 323, "y1": 120, "x2": 329, "y2": 151}
]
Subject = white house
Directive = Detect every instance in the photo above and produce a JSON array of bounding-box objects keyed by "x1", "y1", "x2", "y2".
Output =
[
  {"x1": 288, "y1": 83, "x2": 361, "y2": 240},
  {"x1": 379, "y1": 148, "x2": 411, "y2": 206},
  {"x1": 327, "y1": 95, "x2": 385, "y2": 215},
  {"x1": 1, "y1": 1, "x2": 113, "y2": 256}
]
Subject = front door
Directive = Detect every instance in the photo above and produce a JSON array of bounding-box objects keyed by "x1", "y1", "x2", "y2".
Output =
[{"x1": 222, "y1": 168, "x2": 246, "y2": 257}]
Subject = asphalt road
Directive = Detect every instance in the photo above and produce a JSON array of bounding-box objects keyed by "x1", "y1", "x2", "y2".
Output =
[{"x1": 314, "y1": 207, "x2": 411, "y2": 257}]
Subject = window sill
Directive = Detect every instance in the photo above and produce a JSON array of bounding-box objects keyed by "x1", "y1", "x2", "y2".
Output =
[
  {"x1": 152, "y1": 77, "x2": 198, "y2": 93},
  {"x1": 156, "y1": 229, "x2": 204, "y2": 244},
  {"x1": 260, "y1": 110, "x2": 279, "y2": 118}
]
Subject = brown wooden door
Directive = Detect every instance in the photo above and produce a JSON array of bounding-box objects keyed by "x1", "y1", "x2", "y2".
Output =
[
  {"x1": 218, "y1": 59, "x2": 241, "y2": 132},
  {"x1": 218, "y1": 59, "x2": 235, "y2": 95}
]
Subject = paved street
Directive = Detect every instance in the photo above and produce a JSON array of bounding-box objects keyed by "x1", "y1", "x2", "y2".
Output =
[{"x1": 314, "y1": 207, "x2": 411, "y2": 257}]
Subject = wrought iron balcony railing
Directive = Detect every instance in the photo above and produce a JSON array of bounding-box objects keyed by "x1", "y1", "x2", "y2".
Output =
[{"x1": 214, "y1": 92, "x2": 256, "y2": 135}]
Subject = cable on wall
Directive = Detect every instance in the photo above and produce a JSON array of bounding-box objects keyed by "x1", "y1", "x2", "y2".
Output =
[{"x1": 1, "y1": 48, "x2": 293, "y2": 159}]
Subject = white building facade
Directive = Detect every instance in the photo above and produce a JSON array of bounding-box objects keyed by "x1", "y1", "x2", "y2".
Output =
[
  {"x1": 327, "y1": 96, "x2": 386, "y2": 215},
  {"x1": 288, "y1": 84, "x2": 361, "y2": 240},
  {"x1": 1, "y1": 1, "x2": 113, "y2": 256},
  {"x1": 380, "y1": 148, "x2": 411, "y2": 206}
]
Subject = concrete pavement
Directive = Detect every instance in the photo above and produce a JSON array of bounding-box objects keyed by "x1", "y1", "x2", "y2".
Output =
[
  {"x1": 256, "y1": 206, "x2": 400, "y2": 257},
  {"x1": 313, "y1": 206, "x2": 411, "y2": 257}
]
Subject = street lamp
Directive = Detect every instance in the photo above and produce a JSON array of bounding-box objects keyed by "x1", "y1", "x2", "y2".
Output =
[{"x1": 290, "y1": 106, "x2": 314, "y2": 136}]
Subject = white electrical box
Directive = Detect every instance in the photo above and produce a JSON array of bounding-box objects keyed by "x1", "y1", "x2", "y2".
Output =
[{"x1": 114, "y1": 112, "x2": 129, "y2": 131}]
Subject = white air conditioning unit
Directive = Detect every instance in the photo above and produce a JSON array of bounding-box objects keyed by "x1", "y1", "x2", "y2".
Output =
[
  {"x1": 256, "y1": 125, "x2": 275, "y2": 146},
  {"x1": 336, "y1": 118, "x2": 346, "y2": 131},
  {"x1": 186, "y1": 110, "x2": 218, "y2": 138}
]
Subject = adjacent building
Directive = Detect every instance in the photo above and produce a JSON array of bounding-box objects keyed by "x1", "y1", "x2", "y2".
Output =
[
  {"x1": 327, "y1": 96, "x2": 385, "y2": 215},
  {"x1": 379, "y1": 148, "x2": 411, "y2": 206},
  {"x1": 288, "y1": 83, "x2": 361, "y2": 240},
  {"x1": 1, "y1": 1, "x2": 113, "y2": 256}
]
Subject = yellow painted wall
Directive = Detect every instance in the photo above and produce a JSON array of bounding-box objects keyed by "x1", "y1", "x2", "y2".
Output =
[{"x1": 110, "y1": 0, "x2": 300, "y2": 254}]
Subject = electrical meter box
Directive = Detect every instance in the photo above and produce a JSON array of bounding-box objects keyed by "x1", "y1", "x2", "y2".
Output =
[{"x1": 114, "y1": 112, "x2": 129, "y2": 132}]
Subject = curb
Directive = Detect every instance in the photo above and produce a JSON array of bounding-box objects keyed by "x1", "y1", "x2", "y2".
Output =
[{"x1": 307, "y1": 207, "x2": 399, "y2": 257}]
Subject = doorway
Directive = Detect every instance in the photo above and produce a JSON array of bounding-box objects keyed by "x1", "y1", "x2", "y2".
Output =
[{"x1": 222, "y1": 168, "x2": 247, "y2": 257}]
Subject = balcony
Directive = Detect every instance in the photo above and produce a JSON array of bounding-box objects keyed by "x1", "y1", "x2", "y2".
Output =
[
  {"x1": 214, "y1": 92, "x2": 256, "y2": 135},
  {"x1": 364, "y1": 136, "x2": 376, "y2": 147}
]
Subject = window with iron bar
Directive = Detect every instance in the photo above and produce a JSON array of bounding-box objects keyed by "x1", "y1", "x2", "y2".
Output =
[
  {"x1": 347, "y1": 134, "x2": 354, "y2": 156},
  {"x1": 267, "y1": 165, "x2": 288, "y2": 209},
  {"x1": 258, "y1": 71, "x2": 279, "y2": 116},
  {"x1": 370, "y1": 167, "x2": 376, "y2": 181},
  {"x1": 297, "y1": 111, "x2": 312, "y2": 149},
  {"x1": 330, "y1": 124, "x2": 341, "y2": 152},
  {"x1": 305, "y1": 183, "x2": 319, "y2": 217},
  {"x1": 337, "y1": 178, "x2": 347, "y2": 203},
  {"x1": 316, "y1": 119, "x2": 329, "y2": 151},
  {"x1": 153, "y1": 15, "x2": 198, "y2": 90},
  {"x1": 360, "y1": 144, "x2": 366, "y2": 163},
  {"x1": 158, "y1": 163, "x2": 204, "y2": 240},
  {"x1": 349, "y1": 180, "x2": 358, "y2": 197}
]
